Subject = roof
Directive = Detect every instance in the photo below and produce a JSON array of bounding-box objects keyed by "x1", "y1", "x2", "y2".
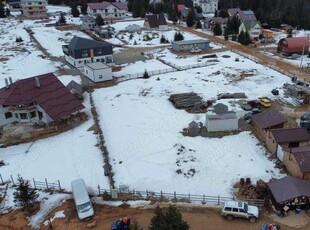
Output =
[
  {"x1": 71, "y1": 179, "x2": 90, "y2": 205},
  {"x1": 177, "y1": 4, "x2": 186, "y2": 11},
  {"x1": 227, "y1": 8, "x2": 240, "y2": 16},
  {"x1": 81, "y1": 15, "x2": 95, "y2": 23},
  {"x1": 173, "y1": 39, "x2": 209, "y2": 45},
  {"x1": 242, "y1": 20, "x2": 260, "y2": 31},
  {"x1": 268, "y1": 176, "x2": 310, "y2": 203},
  {"x1": 68, "y1": 36, "x2": 112, "y2": 52},
  {"x1": 292, "y1": 151, "x2": 310, "y2": 173},
  {"x1": 206, "y1": 113, "x2": 237, "y2": 120},
  {"x1": 251, "y1": 109, "x2": 286, "y2": 129},
  {"x1": 145, "y1": 14, "x2": 167, "y2": 28},
  {"x1": 66, "y1": 80, "x2": 83, "y2": 94},
  {"x1": 239, "y1": 10, "x2": 257, "y2": 22},
  {"x1": 271, "y1": 127, "x2": 310, "y2": 143},
  {"x1": 85, "y1": 62, "x2": 110, "y2": 70},
  {"x1": 0, "y1": 73, "x2": 84, "y2": 120},
  {"x1": 278, "y1": 37, "x2": 310, "y2": 50},
  {"x1": 210, "y1": 17, "x2": 227, "y2": 25},
  {"x1": 87, "y1": 1, "x2": 127, "y2": 10}
]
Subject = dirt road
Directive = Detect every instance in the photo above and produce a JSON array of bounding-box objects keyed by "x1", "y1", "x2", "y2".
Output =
[{"x1": 174, "y1": 24, "x2": 310, "y2": 81}]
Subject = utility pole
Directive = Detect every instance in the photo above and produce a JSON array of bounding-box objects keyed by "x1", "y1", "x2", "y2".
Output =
[{"x1": 300, "y1": 45, "x2": 305, "y2": 67}]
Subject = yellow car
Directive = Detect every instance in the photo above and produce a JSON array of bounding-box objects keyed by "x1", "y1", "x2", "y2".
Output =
[{"x1": 260, "y1": 98, "x2": 271, "y2": 108}]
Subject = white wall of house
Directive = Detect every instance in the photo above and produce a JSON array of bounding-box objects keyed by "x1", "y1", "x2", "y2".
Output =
[
  {"x1": 0, "y1": 106, "x2": 17, "y2": 127},
  {"x1": 87, "y1": 5, "x2": 126, "y2": 19},
  {"x1": 65, "y1": 54, "x2": 113, "y2": 68},
  {"x1": 84, "y1": 65, "x2": 113, "y2": 82},
  {"x1": 239, "y1": 22, "x2": 262, "y2": 40},
  {"x1": 194, "y1": 0, "x2": 218, "y2": 13}
]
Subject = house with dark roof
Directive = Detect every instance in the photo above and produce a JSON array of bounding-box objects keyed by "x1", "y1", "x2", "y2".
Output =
[
  {"x1": 283, "y1": 146, "x2": 310, "y2": 180},
  {"x1": 251, "y1": 109, "x2": 286, "y2": 141},
  {"x1": 87, "y1": 1, "x2": 128, "y2": 19},
  {"x1": 203, "y1": 17, "x2": 227, "y2": 31},
  {"x1": 144, "y1": 14, "x2": 168, "y2": 30},
  {"x1": 81, "y1": 15, "x2": 96, "y2": 30},
  {"x1": 0, "y1": 73, "x2": 84, "y2": 127},
  {"x1": 66, "y1": 80, "x2": 83, "y2": 100},
  {"x1": 62, "y1": 36, "x2": 113, "y2": 68},
  {"x1": 228, "y1": 8, "x2": 262, "y2": 41},
  {"x1": 277, "y1": 37, "x2": 309, "y2": 56},
  {"x1": 193, "y1": 0, "x2": 219, "y2": 14},
  {"x1": 267, "y1": 176, "x2": 310, "y2": 208},
  {"x1": 266, "y1": 127, "x2": 310, "y2": 161}
]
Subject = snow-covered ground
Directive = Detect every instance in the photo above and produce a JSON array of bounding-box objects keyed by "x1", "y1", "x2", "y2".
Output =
[
  {"x1": 113, "y1": 59, "x2": 174, "y2": 78},
  {"x1": 110, "y1": 20, "x2": 145, "y2": 32},
  {"x1": 0, "y1": 94, "x2": 109, "y2": 192},
  {"x1": 92, "y1": 50, "x2": 289, "y2": 196},
  {"x1": 32, "y1": 27, "x2": 91, "y2": 57}
]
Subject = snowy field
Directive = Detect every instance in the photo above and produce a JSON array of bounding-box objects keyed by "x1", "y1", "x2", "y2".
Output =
[
  {"x1": 92, "y1": 50, "x2": 289, "y2": 196},
  {"x1": 113, "y1": 59, "x2": 174, "y2": 78},
  {"x1": 32, "y1": 27, "x2": 91, "y2": 57},
  {"x1": 110, "y1": 19, "x2": 145, "y2": 32},
  {"x1": 0, "y1": 94, "x2": 109, "y2": 192}
]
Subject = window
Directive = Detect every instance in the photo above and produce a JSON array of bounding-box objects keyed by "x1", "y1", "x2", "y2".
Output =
[
  {"x1": 114, "y1": 9, "x2": 117, "y2": 12},
  {"x1": 97, "y1": 49, "x2": 103, "y2": 55},
  {"x1": 82, "y1": 50, "x2": 88, "y2": 57},
  {"x1": 30, "y1": 111, "x2": 36, "y2": 118},
  {"x1": 38, "y1": 111, "x2": 43, "y2": 119},
  {"x1": 93, "y1": 9, "x2": 97, "y2": 13},
  {"x1": 86, "y1": 69, "x2": 88, "y2": 74},
  {"x1": 29, "y1": 7, "x2": 32, "y2": 10},
  {"x1": 15, "y1": 113, "x2": 19, "y2": 119},
  {"x1": 38, "y1": 2, "x2": 42, "y2": 4},
  {"x1": 99, "y1": 75, "x2": 103, "y2": 79},
  {"x1": 105, "y1": 9, "x2": 108, "y2": 12},
  {"x1": 239, "y1": 209, "x2": 245, "y2": 213},
  {"x1": 224, "y1": 207, "x2": 232, "y2": 211},
  {"x1": 105, "y1": 56, "x2": 112, "y2": 63},
  {"x1": 232, "y1": 208, "x2": 238, "y2": 212},
  {"x1": 96, "y1": 59, "x2": 100, "y2": 61},
  {"x1": 5, "y1": 112, "x2": 12, "y2": 119},
  {"x1": 20, "y1": 113, "x2": 28, "y2": 120}
]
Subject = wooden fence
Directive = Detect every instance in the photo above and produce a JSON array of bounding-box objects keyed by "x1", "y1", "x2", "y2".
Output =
[{"x1": 97, "y1": 187, "x2": 265, "y2": 206}]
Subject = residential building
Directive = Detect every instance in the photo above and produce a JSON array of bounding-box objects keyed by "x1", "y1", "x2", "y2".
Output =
[
  {"x1": 283, "y1": 83, "x2": 310, "y2": 104},
  {"x1": 172, "y1": 39, "x2": 210, "y2": 52},
  {"x1": 266, "y1": 127, "x2": 310, "y2": 160},
  {"x1": 81, "y1": 15, "x2": 96, "y2": 30},
  {"x1": 144, "y1": 14, "x2": 168, "y2": 30},
  {"x1": 277, "y1": 37, "x2": 309, "y2": 56},
  {"x1": 87, "y1": 1, "x2": 127, "y2": 20},
  {"x1": 193, "y1": 0, "x2": 218, "y2": 14},
  {"x1": 283, "y1": 146, "x2": 310, "y2": 180},
  {"x1": 0, "y1": 73, "x2": 84, "y2": 127},
  {"x1": 20, "y1": 0, "x2": 47, "y2": 18},
  {"x1": 7, "y1": 0, "x2": 21, "y2": 8},
  {"x1": 84, "y1": 62, "x2": 113, "y2": 82},
  {"x1": 66, "y1": 80, "x2": 83, "y2": 100},
  {"x1": 204, "y1": 17, "x2": 227, "y2": 31},
  {"x1": 63, "y1": 36, "x2": 113, "y2": 68},
  {"x1": 228, "y1": 8, "x2": 262, "y2": 41},
  {"x1": 251, "y1": 109, "x2": 286, "y2": 141},
  {"x1": 205, "y1": 113, "x2": 238, "y2": 132}
]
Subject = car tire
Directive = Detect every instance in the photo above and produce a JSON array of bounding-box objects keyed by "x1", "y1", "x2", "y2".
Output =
[
  {"x1": 249, "y1": 217, "x2": 256, "y2": 223},
  {"x1": 226, "y1": 215, "x2": 234, "y2": 221}
]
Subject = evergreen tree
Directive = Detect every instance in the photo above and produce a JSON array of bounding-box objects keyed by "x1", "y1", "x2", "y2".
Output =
[
  {"x1": 130, "y1": 219, "x2": 143, "y2": 230},
  {"x1": 218, "y1": 10, "x2": 229, "y2": 18},
  {"x1": 95, "y1": 14, "x2": 104, "y2": 26},
  {"x1": 143, "y1": 69, "x2": 150, "y2": 79},
  {"x1": 128, "y1": 0, "x2": 134, "y2": 12},
  {"x1": 0, "y1": 4, "x2": 5, "y2": 18},
  {"x1": 224, "y1": 27, "x2": 229, "y2": 40},
  {"x1": 13, "y1": 176, "x2": 39, "y2": 209},
  {"x1": 287, "y1": 28, "x2": 293, "y2": 38},
  {"x1": 80, "y1": 0, "x2": 88, "y2": 15},
  {"x1": 58, "y1": 12, "x2": 67, "y2": 25},
  {"x1": 149, "y1": 206, "x2": 166, "y2": 230},
  {"x1": 213, "y1": 23, "x2": 222, "y2": 36},
  {"x1": 48, "y1": 0, "x2": 62, "y2": 5},
  {"x1": 160, "y1": 34, "x2": 168, "y2": 43},
  {"x1": 71, "y1": 3, "x2": 80, "y2": 17},
  {"x1": 244, "y1": 30, "x2": 252, "y2": 45},
  {"x1": 140, "y1": 6, "x2": 146, "y2": 18},
  {"x1": 174, "y1": 31, "x2": 184, "y2": 41},
  {"x1": 238, "y1": 30, "x2": 245, "y2": 44},
  {"x1": 195, "y1": 20, "x2": 202, "y2": 29},
  {"x1": 5, "y1": 8, "x2": 10, "y2": 17},
  {"x1": 132, "y1": 0, "x2": 141, "y2": 18},
  {"x1": 186, "y1": 8, "x2": 195, "y2": 27}
]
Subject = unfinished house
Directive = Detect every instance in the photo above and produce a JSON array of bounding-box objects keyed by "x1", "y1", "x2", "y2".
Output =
[
  {"x1": 205, "y1": 113, "x2": 238, "y2": 132},
  {"x1": 284, "y1": 83, "x2": 310, "y2": 104}
]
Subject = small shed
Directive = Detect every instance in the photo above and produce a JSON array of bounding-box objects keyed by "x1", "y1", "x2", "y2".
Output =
[
  {"x1": 277, "y1": 37, "x2": 309, "y2": 56},
  {"x1": 268, "y1": 176, "x2": 310, "y2": 210},
  {"x1": 188, "y1": 121, "x2": 200, "y2": 136},
  {"x1": 84, "y1": 62, "x2": 113, "y2": 82},
  {"x1": 205, "y1": 113, "x2": 238, "y2": 132},
  {"x1": 66, "y1": 80, "x2": 83, "y2": 99},
  {"x1": 172, "y1": 39, "x2": 210, "y2": 52},
  {"x1": 125, "y1": 24, "x2": 141, "y2": 33},
  {"x1": 81, "y1": 15, "x2": 96, "y2": 30}
]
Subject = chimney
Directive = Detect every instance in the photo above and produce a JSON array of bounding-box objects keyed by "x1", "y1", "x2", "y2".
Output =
[
  {"x1": 5, "y1": 78, "x2": 9, "y2": 89},
  {"x1": 9, "y1": 77, "x2": 13, "y2": 85},
  {"x1": 35, "y1": 77, "x2": 40, "y2": 88}
]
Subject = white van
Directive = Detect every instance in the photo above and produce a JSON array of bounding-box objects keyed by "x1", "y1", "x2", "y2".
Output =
[{"x1": 71, "y1": 179, "x2": 95, "y2": 220}]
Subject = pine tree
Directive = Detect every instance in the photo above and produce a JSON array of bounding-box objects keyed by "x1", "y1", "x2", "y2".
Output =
[
  {"x1": 213, "y1": 23, "x2": 222, "y2": 36},
  {"x1": 130, "y1": 219, "x2": 143, "y2": 230},
  {"x1": 160, "y1": 34, "x2": 167, "y2": 43},
  {"x1": 132, "y1": 0, "x2": 141, "y2": 18},
  {"x1": 224, "y1": 27, "x2": 229, "y2": 40},
  {"x1": 80, "y1": 0, "x2": 88, "y2": 15},
  {"x1": 186, "y1": 8, "x2": 195, "y2": 27},
  {"x1": 58, "y1": 12, "x2": 66, "y2": 25},
  {"x1": 95, "y1": 14, "x2": 104, "y2": 26},
  {"x1": 238, "y1": 30, "x2": 245, "y2": 45},
  {"x1": 128, "y1": 0, "x2": 134, "y2": 12},
  {"x1": 71, "y1": 3, "x2": 80, "y2": 17},
  {"x1": 244, "y1": 30, "x2": 252, "y2": 45},
  {"x1": 140, "y1": 6, "x2": 146, "y2": 18},
  {"x1": 0, "y1": 4, "x2": 5, "y2": 18},
  {"x1": 5, "y1": 8, "x2": 10, "y2": 17},
  {"x1": 143, "y1": 69, "x2": 150, "y2": 79},
  {"x1": 149, "y1": 206, "x2": 166, "y2": 229},
  {"x1": 13, "y1": 176, "x2": 39, "y2": 209},
  {"x1": 174, "y1": 31, "x2": 184, "y2": 41},
  {"x1": 195, "y1": 20, "x2": 202, "y2": 29}
]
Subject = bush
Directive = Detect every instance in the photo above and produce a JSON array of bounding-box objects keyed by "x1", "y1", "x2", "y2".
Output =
[
  {"x1": 16, "y1": 37, "x2": 23, "y2": 42},
  {"x1": 143, "y1": 69, "x2": 149, "y2": 79},
  {"x1": 13, "y1": 176, "x2": 39, "y2": 209},
  {"x1": 174, "y1": 31, "x2": 184, "y2": 41},
  {"x1": 160, "y1": 35, "x2": 168, "y2": 43},
  {"x1": 102, "y1": 191, "x2": 112, "y2": 200},
  {"x1": 129, "y1": 33, "x2": 133, "y2": 40}
]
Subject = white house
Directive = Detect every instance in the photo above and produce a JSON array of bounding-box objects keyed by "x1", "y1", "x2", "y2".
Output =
[
  {"x1": 193, "y1": 0, "x2": 218, "y2": 14},
  {"x1": 84, "y1": 62, "x2": 113, "y2": 82},
  {"x1": 87, "y1": 1, "x2": 128, "y2": 20},
  {"x1": 20, "y1": 0, "x2": 47, "y2": 18}
]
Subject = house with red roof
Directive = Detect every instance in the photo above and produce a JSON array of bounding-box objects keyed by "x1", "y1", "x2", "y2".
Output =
[
  {"x1": 0, "y1": 73, "x2": 85, "y2": 127},
  {"x1": 87, "y1": 1, "x2": 128, "y2": 20}
]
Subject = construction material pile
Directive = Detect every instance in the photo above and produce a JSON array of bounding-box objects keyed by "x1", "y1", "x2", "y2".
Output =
[{"x1": 234, "y1": 178, "x2": 268, "y2": 199}]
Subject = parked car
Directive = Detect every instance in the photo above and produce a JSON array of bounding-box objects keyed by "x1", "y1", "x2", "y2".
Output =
[
  {"x1": 190, "y1": 47, "x2": 202, "y2": 53},
  {"x1": 252, "y1": 108, "x2": 262, "y2": 114},
  {"x1": 71, "y1": 179, "x2": 95, "y2": 221},
  {"x1": 271, "y1": 89, "x2": 279, "y2": 95},
  {"x1": 260, "y1": 98, "x2": 271, "y2": 108},
  {"x1": 248, "y1": 100, "x2": 261, "y2": 109},
  {"x1": 243, "y1": 108, "x2": 261, "y2": 120},
  {"x1": 241, "y1": 102, "x2": 252, "y2": 111},
  {"x1": 221, "y1": 201, "x2": 259, "y2": 222}
]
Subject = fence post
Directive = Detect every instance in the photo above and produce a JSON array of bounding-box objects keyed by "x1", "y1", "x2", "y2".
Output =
[
  {"x1": 202, "y1": 194, "x2": 206, "y2": 205},
  {"x1": 10, "y1": 175, "x2": 15, "y2": 186},
  {"x1": 33, "y1": 178, "x2": 36, "y2": 189},
  {"x1": 174, "y1": 191, "x2": 176, "y2": 200},
  {"x1": 189, "y1": 193, "x2": 191, "y2": 203},
  {"x1": 45, "y1": 178, "x2": 49, "y2": 189},
  {"x1": 0, "y1": 174, "x2": 3, "y2": 184},
  {"x1": 133, "y1": 189, "x2": 135, "y2": 196},
  {"x1": 98, "y1": 185, "x2": 101, "y2": 195},
  {"x1": 146, "y1": 190, "x2": 149, "y2": 200},
  {"x1": 160, "y1": 191, "x2": 163, "y2": 201},
  {"x1": 58, "y1": 180, "x2": 61, "y2": 190},
  {"x1": 218, "y1": 195, "x2": 220, "y2": 205}
]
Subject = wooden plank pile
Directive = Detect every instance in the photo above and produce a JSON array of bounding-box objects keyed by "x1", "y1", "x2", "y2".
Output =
[{"x1": 169, "y1": 92, "x2": 212, "y2": 113}]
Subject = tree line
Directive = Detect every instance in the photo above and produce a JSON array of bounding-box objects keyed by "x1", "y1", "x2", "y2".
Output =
[{"x1": 219, "y1": 0, "x2": 310, "y2": 29}]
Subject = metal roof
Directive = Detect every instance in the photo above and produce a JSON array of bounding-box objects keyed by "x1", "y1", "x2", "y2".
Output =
[
  {"x1": 85, "y1": 62, "x2": 110, "y2": 70},
  {"x1": 206, "y1": 113, "x2": 237, "y2": 120},
  {"x1": 68, "y1": 36, "x2": 112, "y2": 52},
  {"x1": 173, "y1": 39, "x2": 209, "y2": 46},
  {"x1": 271, "y1": 127, "x2": 310, "y2": 143},
  {"x1": 251, "y1": 109, "x2": 286, "y2": 129},
  {"x1": 268, "y1": 176, "x2": 310, "y2": 203},
  {"x1": 145, "y1": 14, "x2": 167, "y2": 28}
]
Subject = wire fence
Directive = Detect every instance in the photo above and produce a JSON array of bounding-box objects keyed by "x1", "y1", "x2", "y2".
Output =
[{"x1": 156, "y1": 57, "x2": 219, "y2": 71}]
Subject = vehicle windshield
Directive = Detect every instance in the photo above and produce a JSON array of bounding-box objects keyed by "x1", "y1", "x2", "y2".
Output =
[
  {"x1": 77, "y1": 202, "x2": 91, "y2": 212},
  {"x1": 244, "y1": 203, "x2": 248, "y2": 212}
]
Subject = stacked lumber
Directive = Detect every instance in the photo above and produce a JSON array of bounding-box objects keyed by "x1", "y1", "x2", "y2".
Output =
[{"x1": 169, "y1": 93, "x2": 211, "y2": 113}]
